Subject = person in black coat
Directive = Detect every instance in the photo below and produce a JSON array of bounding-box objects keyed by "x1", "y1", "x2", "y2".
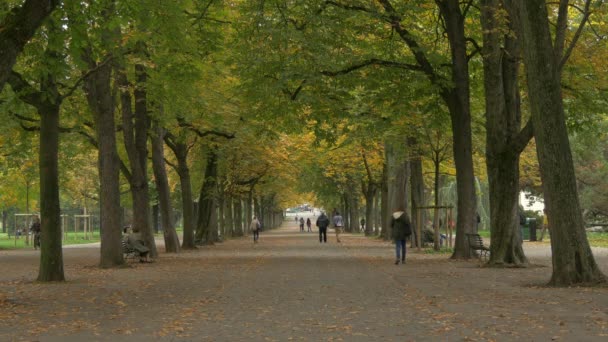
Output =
[
  {"x1": 316, "y1": 212, "x2": 330, "y2": 243},
  {"x1": 390, "y1": 209, "x2": 412, "y2": 265}
]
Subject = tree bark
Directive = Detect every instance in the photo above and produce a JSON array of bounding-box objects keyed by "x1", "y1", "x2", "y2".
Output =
[
  {"x1": 117, "y1": 62, "x2": 156, "y2": 257},
  {"x1": 165, "y1": 139, "x2": 196, "y2": 249},
  {"x1": 381, "y1": 160, "x2": 389, "y2": 239},
  {"x1": 234, "y1": 198, "x2": 243, "y2": 237},
  {"x1": 518, "y1": 0, "x2": 606, "y2": 285},
  {"x1": 195, "y1": 151, "x2": 218, "y2": 245},
  {"x1": 37, "y1": 88, "x2": 64, "y2": 281},
  {"x1": 0, "y1": 0, "x2": 57, "y2": 92},
  {"x1": 85, "y1": 59, "x2": 123, "y2": 267},
  {"x1": 410, "y1": 139, "x2": 424, "y2": 248},
  {"x1": 225, "y1": 196, "x2": 234, "y2": 237},
  {"x1": 151, "y1": 124, "x2": 180, "y2": 253},
  {"x1": 481, "y1": 0, "x2": 529, "y2": 266}
]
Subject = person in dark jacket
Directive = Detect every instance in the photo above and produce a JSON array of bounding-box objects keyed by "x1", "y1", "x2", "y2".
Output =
[
  {"x1": 390, "y1": 209, "x2": 412, "y2": 265},
  {"x1": 316, "y1": 212, "x2": 330, "y2": 243}
]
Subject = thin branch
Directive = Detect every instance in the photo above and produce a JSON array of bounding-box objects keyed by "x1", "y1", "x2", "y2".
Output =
[
  {"x1": 59, "y1": 56, "x2": 113, "y2": 101},
  {"x1": 559, "y1": 0, "x2": 594, "y2": 71},
  {"x1": 176, "y1": 117, "x2": 235, "y2": 139},
  {"x1": 321, "y1": 58, "x2": 422, "y2": 76},
  {"x1": 511, "y1": 119, "x2": 534, "y2": 155}
]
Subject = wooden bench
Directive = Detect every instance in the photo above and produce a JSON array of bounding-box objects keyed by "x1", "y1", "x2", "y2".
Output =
[{"x1": 466, "y1": 233, "x2": 490, "y2": 262}]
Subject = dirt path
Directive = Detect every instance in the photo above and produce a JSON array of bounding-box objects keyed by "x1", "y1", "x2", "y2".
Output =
[{"x1": 0, "y1": 217, "x2": 607, "y2": 341}]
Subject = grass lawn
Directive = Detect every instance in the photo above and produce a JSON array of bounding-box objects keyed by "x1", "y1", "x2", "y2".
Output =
[
  {"x1": 0, "y1": 231, "x2": 100, "y2": 250},
  {"x1": 477, "y1": 229, "x2": 608, "y2": 247}
]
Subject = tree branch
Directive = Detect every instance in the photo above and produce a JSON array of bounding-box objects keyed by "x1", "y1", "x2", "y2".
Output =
[
  {"x1": 511, "y1": 119, "x2": 534, "y2": 155},
  {"x1": 559, "y1": 0, "x2": 594, "y2": 72},
  {"x1": 321, "y1": 58, "x2": 422, "y2": 76},
  {"x1": 176, "y1": 117, "x2": 235, "y2": 139}
]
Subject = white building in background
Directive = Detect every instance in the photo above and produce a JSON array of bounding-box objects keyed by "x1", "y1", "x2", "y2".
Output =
[{"x1": 520, "y1": 191, "x2": 544, "y2": 213}]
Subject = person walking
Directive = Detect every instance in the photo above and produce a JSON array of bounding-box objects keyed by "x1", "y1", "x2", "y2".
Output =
[
  {"x1": 250, "y1": 216, "x2": 261, "y2": 243},
  {"x1": 332, "y1": 211, "x2": 344, "y2": 243},
  {"x1": 391, "y1": 208, "x2": 412, "y2": 265},
  {"x1": 306, "y1": 218, "x2": 312, "y2": 232},
  {"x1": 30, "y1": 216, "x2": 41, "y2": 250},
  {"x1": 316, "y1": 212, "x2": 330, "y2": 243},
  {"x1": 299, "y1": 217, "x2": 305, "y2": 232}
]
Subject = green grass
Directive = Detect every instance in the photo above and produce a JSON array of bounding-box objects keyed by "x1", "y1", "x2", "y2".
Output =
[
  {"x1": 423, "y1": 247, "x2": 454, "y2": 254},
  {"x1": 475, "y1": 229, "x2": 608, "y2": 248},
  {"x1": 0, "y1": 231, "x2": 100, "y2": 250}
]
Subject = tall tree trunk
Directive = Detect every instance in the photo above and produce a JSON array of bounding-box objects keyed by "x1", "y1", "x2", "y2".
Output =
[
  {"x1": 436, "y1": 2, "x2": 477, "y2": 259},
  {"x1": 167, "y1": 141, "x2": 195, "y2": 249},
  {"x1": 218, "y1": 187, "x2": 226, "y2": 238},
  {"x1": 83, "y1": 39, "x2": 123, "y2": 267},
  {"x1": 373, "y1": 191, "x2": 380, "y2": 236},
  {"x1": 364, "y1": 184, "x2": 376, "y2": 236},
  {"x1": 117, "y1": 64, "x2": 156, "y2": 257},
  {"x1": 348, "y1": 191, "x2": 359, "y2": 233},
  {"x1": 195, "y1": 151, "x2": 218, "y2": 245},
  {"x1": 37, "y1": 96, "x2": 64, "y2": 281},
  {"x1": 518, "y1": 0, "x2": 606, "y2": 285},
  {"x1": 225, "y1": 196, "x2": 234, "y2": 238},
  {"x1": 246, "y1": 190, "x2": 253, "y2": 234},
  {"x1": 0, "y1": 0, "x2": 57, "y2": 92},
  {"x1": 481, "y1": 0, "x2": 529, "y2": 266},
  {"x1": 410, "y1": 140, "x2": 424, "y2": 248},
  {"x1": 2, "y1": 211, "x2": 7, "y2": 233},
  {"x1": 381, "y1": 160, "x2": 389, "y2": 239},
  {"x1": 151, "y1": 124, "x2": 180, "y2": 253},
  {"x1": 234, "y1": 199, "x2": 243, "y2": 237}
]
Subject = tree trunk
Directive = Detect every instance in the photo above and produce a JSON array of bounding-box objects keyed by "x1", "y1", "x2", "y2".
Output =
[
  {"x1": 225, "y1": 196, "x2": 234, "y2": 238},
  {"x1": 381, "y1": 160, "x2": 389, "y2": 239},
  {"x1": 481, "y1": 0, "x2": 529, "y2": 266},
  {"x1": 218, "y1": 188, "x2": 226, "y2": 238},
  {"x1": 246, "y1": 190, "x2": 253, "y2": 234},
  {"x1": 84, "y1": 46, "x2": 123, "y2": 268},
  {"x1": 195, "y1": 151, "x2": 218, "y2": 245},
  {"x1": 151, "y1": 124, "x2": 180, "y2": 253},
  {"x1": 518, "y1": 0, "x2": 606, "y2": 285},
  {"x1": 0, "y1": 0, "x2": 57, "y2": 92},
  {"x1": 170, "y1": 142, "x2": 195, "y2": 249},
  {"x1": 410, "y1": 140, "x2": 424, "y2": 248},
  {"x1": 364, "y1": 184, "x2": 376, "y2": 236},
  {"x1": 37, "y1": 100, "x2": 64, "y2": 281},
  {"x1": 348, "y1": 190, "x2": 359, "y2": 233},
  {"x1": 435, "y1": 2, "x2": 477, "y2": 259},
  {"x1": 2, "y1": 211, "x2": 7, "y2": 233},
  {"x1": 234, "y1": 198, "x2": 243, "y2": 237}
]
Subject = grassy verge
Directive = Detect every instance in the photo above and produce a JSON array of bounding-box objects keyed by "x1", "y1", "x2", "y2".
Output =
[
  {"x1": 0, "y1": 232, "x2": 100, "y2": 250},
  {"x1": 476, "y1": 229, "x2": 608, "y2": 248}
]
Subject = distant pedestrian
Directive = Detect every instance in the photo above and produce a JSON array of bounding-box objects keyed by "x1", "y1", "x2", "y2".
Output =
[
  {"x1": 360, "y1": 218, "x2": 366, "y2": 232},
  {"x1": 391, "y1": 208, "x2": 412, "y2": 265},
  {"x1": 332, "y1": 212, "x2": 344, "y2": 243},
  {"x1": 250, "y1": 216, "x2": 261, "y2": 243},
  {"x1": 316, "y1": 212, "x2": 330, "y2": 243},
  {"x1": 306, "y1": 218, "x2": 312, "y2": 232},
  {"x1": 299, "y1": 217, "x2": 305, "y2": 232},
  {"x1": 295, "y1": 215, "x2": 298, "y2": 222}
]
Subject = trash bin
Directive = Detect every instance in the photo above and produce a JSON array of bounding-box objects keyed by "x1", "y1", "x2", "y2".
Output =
[{"x1": 529, "y1": 218, "x2": 537, "y2": 241}]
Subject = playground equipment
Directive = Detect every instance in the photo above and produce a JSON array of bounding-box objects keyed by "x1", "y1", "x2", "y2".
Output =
[
  {"x1": 13, "y1": 213, "x2": 38, "y2": 247},
  {"x1": 74, "y1": 214, "x2": 93, "y2": 240}
]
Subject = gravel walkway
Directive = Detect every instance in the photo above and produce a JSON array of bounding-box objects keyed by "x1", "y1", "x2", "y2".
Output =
[{"x1": 0, "y1": 217, "x2": 607, "y2": 341}]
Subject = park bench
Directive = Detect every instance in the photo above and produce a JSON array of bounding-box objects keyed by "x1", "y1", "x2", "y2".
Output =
[
  {"x1": 122, "y1": 239, "x2": 139, "y2": 260},
  {"x1": 466, "y1": 233, "x2": 490, "y2": 262}
]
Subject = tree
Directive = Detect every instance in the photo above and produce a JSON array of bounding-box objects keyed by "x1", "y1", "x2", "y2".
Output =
[
  {"x1": 0, "y1": 0, "x2": 57, "y2": 92},
  {"x1": 480, "y1": 0, "x2": 532, "y2": 266},
  {"x1": 517, "y1": 0, "x2": 606, "y2": 285}
]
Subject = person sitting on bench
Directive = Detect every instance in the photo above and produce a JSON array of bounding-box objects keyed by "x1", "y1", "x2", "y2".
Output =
[{"x1": 125, "y1": 227, "x2": 151, "y2": 263}]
